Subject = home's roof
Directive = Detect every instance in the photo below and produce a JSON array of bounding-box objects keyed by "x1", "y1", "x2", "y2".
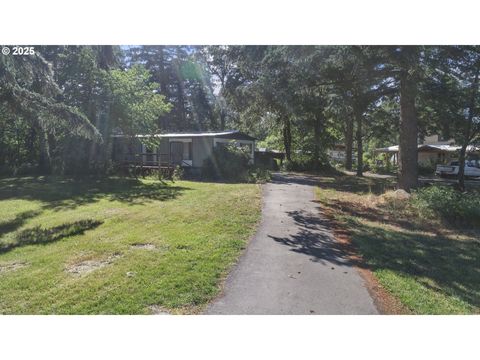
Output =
[
  {"x1": 419, "y1": 144, "x2": 460, "y2": 152},
  {"x1": 256, "y1": 148, "x2": 285, "y2": 154},
  {"x1": 374, "y1": 145, "x2": 399, "y2": 153},
  {"x1": 375, "y1": 144, "x2": 480, "y2": 153},
  {"x1": 112, "y1": 130, "x2": 256, "y2": 141}
]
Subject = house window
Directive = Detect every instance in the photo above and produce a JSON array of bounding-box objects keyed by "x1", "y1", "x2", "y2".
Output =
[
  {"x1": 168, "y1": 138, "x2": 193, "y2": 165},
  {"x1": 183, "y1": 142, "x2": 192, "y2": 160},
  {"x1": 145, "y1": 145, "x2": 154, "y2": 163}
]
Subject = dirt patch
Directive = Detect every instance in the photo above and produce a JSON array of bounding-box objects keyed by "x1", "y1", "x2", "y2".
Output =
[
  {"x1": 320, "y1": 203, "x2": 411, "y2": 315},
  {"x1": 149, "y1": 305, "x2": 171, "y2": 315},
  {"x1": 355, "y1": 265, "x2": 411, "y2": 315},
  {"x1": 0, "y1": 261, "x2": 27, "y2": 273},
  {"x1": 66, "y1": 253, "x2": 122, "y2": 277},
  {"x1": 104, "y1": 208, "x2": 124, "y2": 216},
  {"x1": 130, "y1": 243, "x2": 156, "y2": 250}
]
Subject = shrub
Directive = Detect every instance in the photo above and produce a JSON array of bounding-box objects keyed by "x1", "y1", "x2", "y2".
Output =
[
  {"x1": 13, "y1": 162, "x2": 38, "y2": 176},
  {"x1": 172, "y1": 165, "x2": 184, "y2": 181},
  {"x1": 368, "y1": 161, "x2": 381, "y2": 174},
  {"x1": 248, "y1": 167, "x2": 272, "y2": 183},
  {"x1": 202, "y1": 144, "x2": 251, "y2": 181},
  {"x1": 418, "y1": 161, "x2": 436, "y2": 176},
  {"x1": 410, "y1": 186, "x2": 480, "y2": 227},
  {"x1": 280, "y1": 153, "x2": 330, "y2": 172},
  {"x1": 280, "y1": 153, "x2": 310, "y2": 171},
  {"x1": 368, "y1": 159, "x2": 397, "y2": 175},
  {"x1": 254, "y1": 153, "x2": 280, "y2": 170}
]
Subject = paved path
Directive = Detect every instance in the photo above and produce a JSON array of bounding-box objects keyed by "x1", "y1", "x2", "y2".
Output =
[{"x1": 206, "y1": 173, "x2": 378, "y2": 314}]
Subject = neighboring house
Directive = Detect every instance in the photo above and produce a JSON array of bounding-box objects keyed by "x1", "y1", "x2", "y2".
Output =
[
  {"x1": 112, "y1": 130, "x2": 256, "y2": 173},
  {"x1": 328, "y1": 144, "x2": 346, "y2": 162},
  {"x1": 327, "y1": 144, "x2": 356, "y2": 163},
  {"x1": 418, "y1": 134, "x2": 456, "y2": 164},
  {"x1": 421, "y1": 134, "x2": 455, "y2": 145},
  {"x1": 374, "y1": 134, "x2": 479, "y2": 166}
]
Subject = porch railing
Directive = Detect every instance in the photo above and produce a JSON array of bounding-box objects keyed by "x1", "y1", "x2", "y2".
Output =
[
  {"x1": 119, "y1": 153, "x2": 171, "y2": 167},
  {"x1": 118, "y1": 153, "x2": 193, "y2": 167}
]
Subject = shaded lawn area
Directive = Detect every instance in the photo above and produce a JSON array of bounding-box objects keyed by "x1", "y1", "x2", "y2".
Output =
[
  {"x1": 0, "y1": 176, "x2": 261, "y2": 314},
  {"x1": 315, "y1": 173, "x2": 480, "y2": 314}
]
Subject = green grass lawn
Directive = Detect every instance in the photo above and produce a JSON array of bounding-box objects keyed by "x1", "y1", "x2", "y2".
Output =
[
  {"x1": 315, "y1": 174, "x2": 480, "y2": 314},
  {"x1": 0, "y1": 176, "x2": 261, "y2": 314}
]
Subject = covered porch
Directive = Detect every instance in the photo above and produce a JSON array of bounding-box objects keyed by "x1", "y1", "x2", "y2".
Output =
[{"x1": 111, "y1": 130, "x2": 256, "y2": 173}]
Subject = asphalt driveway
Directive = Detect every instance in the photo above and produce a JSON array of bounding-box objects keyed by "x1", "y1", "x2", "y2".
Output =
[{"x1": 206, "y1": 173, "x2": 378, "y2": 314}]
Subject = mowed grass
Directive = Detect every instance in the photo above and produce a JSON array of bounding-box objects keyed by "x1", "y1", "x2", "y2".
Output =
[
  {"x1": 315, "y1": 173, "x2": 480, "y2": 314},
  {"x1": 0, "y1": 176, "x2": 261, "y2": 314}
]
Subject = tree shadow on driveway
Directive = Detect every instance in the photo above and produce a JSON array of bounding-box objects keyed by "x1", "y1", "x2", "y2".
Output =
[
  {"x1": 268, "y1": 207, "x2": 363, "y2": 268},
  {"x1": 269, "y1": 172, "x2": 323, "y2": 187}
]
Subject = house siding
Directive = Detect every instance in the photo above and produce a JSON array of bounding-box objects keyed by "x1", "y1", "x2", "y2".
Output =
[
  {"x1": 418, "y1": 151, "x2": 453, "y2": 165},
  {"x1": 159, "y1": 138, "x2": 169, "y2": 154},
  {"x1": 192, "y1": 136, "x2": 213, "y2": 167},
  {"x1": 111, "y1": 131, "x2": 256, "y2": 170}
]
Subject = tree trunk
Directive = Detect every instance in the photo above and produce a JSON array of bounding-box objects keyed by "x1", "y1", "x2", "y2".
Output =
[
  {"x1": 176, "y1": 79, "x2": 187, "y2": 127},
  {"x1": 87, "y1": 85, "x2": 99, "y2": 172},
  {"x1": 27, "y1": 126, "x2": 36, "y2": 161},
  {"x1": 98, "y1": 46, "x2": 115, "y2": 70},
  {"x1": 102, "y1": 104, "x2": 113, "y2": 173},
  {"x1": 38, "y1": 127, "x2": 52, "y2": 174},
  {"x1": 355, "y1": 109, "x2": 363, "y2": 176},
  {"x1": 398, "y1": 69, "x2": 418, "y2": 191},
  {"x1": 158, "y1": 46, "x2": 168, "y2": 95},
  {"x1": 458, "y1": 143, "x2": 468, "y2": 192},
  {"x1": 219, "y1": 107, "x2": 226, "y2": 131},
  {"x1": 218, "y1": 81, "x2": 227, "y2": 130},
  {"x1": 0, "y1": 125, "x2": 5, "y2": 168},
  {"x1": 173, "y1": 50, "x2": 187, "y2": 129},
  {"x1": 345, "y1": 116, "x2": 354, "y2": 170},
  {"x1": 313, "y1": 113, "x2": 323, "y2": 170},
  {"x1": 88, "y1": 45, "x2": 114, "y2": 173},
  {"x1": 282, "y1": 117, "x2": 292, "y2": 162}
]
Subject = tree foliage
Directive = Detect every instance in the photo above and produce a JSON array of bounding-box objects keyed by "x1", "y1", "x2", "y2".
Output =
[
  {"x1": 1, "y1": 45, "x2": 479, "y2": 190},
  {"x1": 108, "y1": 65, "x2": 171, "y2": 137}
]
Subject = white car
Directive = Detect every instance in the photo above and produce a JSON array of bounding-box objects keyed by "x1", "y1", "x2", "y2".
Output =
[{"x1": 435, "y1": 160, "x2": 480, "y2": 178}]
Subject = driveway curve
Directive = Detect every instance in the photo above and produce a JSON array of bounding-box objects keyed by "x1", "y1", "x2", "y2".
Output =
[{"x1": 206, "y1": 173, "x2": 378, "y2": 314}]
